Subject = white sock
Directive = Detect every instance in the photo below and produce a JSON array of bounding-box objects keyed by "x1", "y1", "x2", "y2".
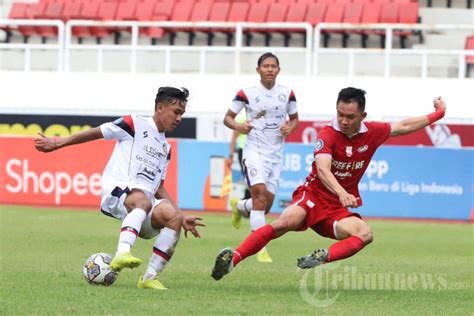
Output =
[
  {"x1": 236, "y1": 199, "x2": 252, "y2": 215},
  {"x1": 250, "y1": 210, "x2": 267, "y2": 251},
  {"x1": 250, "y1": 210, "x2": 266, "y2": 231},
  {"x1": 143, "y1": 228, "x2": 180, "y2": 281},
  {"x1": 116, "y1": 208, "x2": 147, "y2": 256}
]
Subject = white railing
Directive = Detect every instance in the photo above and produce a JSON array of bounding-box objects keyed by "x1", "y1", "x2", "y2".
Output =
[
  {"x1": 1, "y1": 19, "x2": 474, "y2": 77},
  {"x1": 0, "y1": 19, "x2": 64, "y2": 71},
  {"x1": 314, "y1": 23, "x2": 474, "y2": 79},
  {"x1": 64, "y1": 20, "x2": 313, "y2": 74}
]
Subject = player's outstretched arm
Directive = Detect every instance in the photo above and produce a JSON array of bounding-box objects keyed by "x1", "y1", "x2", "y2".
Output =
[
  {"x1": 390, "y1": 97, "x2": 446, "y2": 137},
  {"x1": 34, "y1": 127, "x2": 104, "y2": 153}
]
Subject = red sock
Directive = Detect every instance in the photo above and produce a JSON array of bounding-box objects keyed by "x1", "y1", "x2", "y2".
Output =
[
  {"x1": 326, "y1": 236, "x2": 365, "y2": 263},
  {"x1": 233, "y1": 225, "x2": 276, "y2": 266}
]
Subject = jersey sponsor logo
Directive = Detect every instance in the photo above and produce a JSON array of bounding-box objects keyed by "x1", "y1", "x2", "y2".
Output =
[
  {"x1": 143, "y1": 145, "x2": 164, "y2": 159},
  {"x1": 278, "y1": 93, "x2": 286, "y2": 102},
  {"x1": 332, "y1": 159, "x2": 366, "y2": 171},
  {"x1": 137, "y1": 166, "x2": 157, "y2": 182},
  {"x1": 143, "y1": 131, "x2": 148, "y2": 138},
  {"x1": 254, "y1": 110, "x2": 266, "y2": 119},
  {"x1": 314, "y1": 139, "x2": 324, "y2": 152},
  {"x1": 255, "y1": 96, "x2": 261, "y2": 103},
  {"x1": 357, "y1": 145, "x2": 369, "y2": 153},
  {"x1": 306, "y1": 199, "x2": 315, "y2": 208},
  {"x1": 346, "y1": 146, "x2": 353, "y2": 157},
  {"x1": 334, "y1": 171, "x2": 352, "y2": 178},
  {"x1": 250, "y1": 168, "x2": 258, "y2": 177},
  {"x1": 162, "y1": 143, "x2": 168, "y2": 155}
]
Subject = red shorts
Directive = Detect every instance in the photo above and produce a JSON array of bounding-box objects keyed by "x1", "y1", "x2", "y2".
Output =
[{"x1": 291, "y1": 185, "x2": 361, "y2": 240}]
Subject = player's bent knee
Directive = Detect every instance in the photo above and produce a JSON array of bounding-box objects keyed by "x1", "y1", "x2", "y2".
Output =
[
  {"x1": 357, "y1": 229, "x2": 373, "y2": 245},
  {"x1": 270, "y1": 218, "x2": 291, "y2": 237}
]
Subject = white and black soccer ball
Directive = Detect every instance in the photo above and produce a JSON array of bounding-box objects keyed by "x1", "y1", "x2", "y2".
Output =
[{"x1": 83, "y1": 253, "x2": 118, "y2": 286}]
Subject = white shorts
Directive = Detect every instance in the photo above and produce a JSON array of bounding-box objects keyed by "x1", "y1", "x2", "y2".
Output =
[
  {"x1": 100, "y1": 184, "x2": 164, "y2": 239},
  {"x1": 241, "y1": 155, "x2": 281, "y2": 195}
]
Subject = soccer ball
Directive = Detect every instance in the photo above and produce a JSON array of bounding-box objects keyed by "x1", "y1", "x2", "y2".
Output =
[{"x1": 83, "y1": 253, "x2": 118, "y2": 286}]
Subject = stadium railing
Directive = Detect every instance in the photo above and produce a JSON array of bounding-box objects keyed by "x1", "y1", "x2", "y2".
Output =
[
  {"x1": 63, "y1": 21, "x2": 313, "y2": 74},
  {"x1": 314, "y1": 23, "x2": 474, "y2": 79},
  {"x1": 1, "y1": 20, "x2": 474, "y2": 78},
  {"x1": 0, "y1": 19, "x2": 64, "y2": 71}
]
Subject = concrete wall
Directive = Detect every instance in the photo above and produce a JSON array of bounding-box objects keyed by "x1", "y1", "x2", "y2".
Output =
[{"x1": 1, "y1": 71, "x2": 473, "y2": 123}]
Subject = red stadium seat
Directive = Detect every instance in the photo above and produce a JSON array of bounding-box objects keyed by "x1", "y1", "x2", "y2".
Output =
[
  {"x1": 245, "y1": 3, "x2": 270, "y2": 46},
  {"x1": 465, "y1": 34, "x2": 474, "y2": 77},
  {"x1": 72, "y1": 2, "x2": 100, "y2": 42},
  {"x1": 146, "y1": 0, "x2": 176, "y2": 44},
  {"x1": 306, "y1": 3, "x2": 327, "y2": 27},
  {"x1": 395, "y1": 2, "x2": 422, "y2": 48},
  {"x1": 168, "y1": 2, "x2": 195, "y2": 45},
  {"x1": 61, "y1": 2, "x2": 83, "y2": 22},
  {"x1": 90, "y1": 2, "x2": 118, "y2": 42},
  {"x1": 206, "y1": 2, "x2": 231, "y2": 45},
  {"x1": 360, "y1": 2, "x2": 381, "y2": 47},
  {"x1": 283, "y1": 3, "x2": 308, "y2": 46},
  {"x1": 34, "y1": 1, "x2": 62, "y2": 40},
  {"x1": 341, "y1": 3, "x2": 363, "y2": 47},
  {"x1": 227, "y1": 2, "x2": 250, "y2": 23},
  {"x1": 188, "y1": 2, "x2": 212, "y2": 45},
  {"x1": 6, "y1": 3, "x2": 35, "y2": 42},
  {"x1": 465, "y1": 35, "x2": 474, "y2": 64},
  {"x1": 116, "y1": 1, "x2": 138, "y2": 21},
  {"x1": 321, "y1": 3, "x2": 345, "y2": 47},
  {"x1": 377, "y1": 2, "x2": 400, "y2": 48},
  {"x1": 263, "y1": 3, "x2": 289, "y2": 46},
  {"x1": 222, "y1": 2, "x2": 250, "y2": 45}
]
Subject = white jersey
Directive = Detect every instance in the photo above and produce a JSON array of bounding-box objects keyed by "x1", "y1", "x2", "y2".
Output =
[
  {"x1": 230, "y1": 82, "x2": 297, "y2": 163},
  {"x1": 99, "y1": 115, "x2": 171, "y2": 197}
]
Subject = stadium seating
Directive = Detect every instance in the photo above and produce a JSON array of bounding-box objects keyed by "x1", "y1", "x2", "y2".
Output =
[
  {"x1": 244, "y1": 3, "x2": 270, "y2": 46},
  {"x1": 4, "y1": 0, "x2": 424, "y2": 48},
  {"x1": 465, "y1": 34, "x2": 474, "y2": 77},
  {"x1": 205, "y1": 2, "x2": 231, "y2": 46},
  {"x1": 223, "y1": 2, "x2": 250, "y2": 46},
  {"x1": 283, "y1": 3, "x2": 308, "y2": 47}
]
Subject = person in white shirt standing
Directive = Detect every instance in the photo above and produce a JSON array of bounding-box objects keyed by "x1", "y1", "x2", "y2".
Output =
[
  {"x1": 35, "y1": 87, "x2": 204, "y2": 290},
  {"x1": 223, "y1": 53, "x2": 299, "y2": 263}
]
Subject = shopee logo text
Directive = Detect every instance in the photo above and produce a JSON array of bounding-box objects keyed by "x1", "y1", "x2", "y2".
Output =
[{"x1": 5, "y1": 159, "x2": 101, "y2": 204}]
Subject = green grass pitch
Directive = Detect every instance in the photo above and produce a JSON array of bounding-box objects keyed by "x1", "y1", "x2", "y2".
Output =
[{"x1": 0, "y1": 205, "x2": 472, "y2": 315}]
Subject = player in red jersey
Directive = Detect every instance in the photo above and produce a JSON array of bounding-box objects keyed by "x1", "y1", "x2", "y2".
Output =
[{"x1": 211, "y1": 87, "x2": 447, "y2": 280}]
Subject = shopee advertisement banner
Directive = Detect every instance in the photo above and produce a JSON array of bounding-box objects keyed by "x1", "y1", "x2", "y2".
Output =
[
  {"x1": 285, "y1": 121, "x2": 474, "y2": 148},
  {"x1": 0, "y1": 137, "x2": 177, "y2": 207}
]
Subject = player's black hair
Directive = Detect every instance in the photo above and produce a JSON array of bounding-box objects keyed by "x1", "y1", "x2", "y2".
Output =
[
  {"x1": 155, "y1": 86, "x2": 189, "y2": 110},
  {"x1": 337, "y1": 87, "x2": 366, "y2": 112},
  {"x1": 257, "y1": 52, "x2": 279, "y2": 67}
]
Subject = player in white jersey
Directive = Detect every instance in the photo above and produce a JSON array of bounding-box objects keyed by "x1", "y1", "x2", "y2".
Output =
[
  {"x1": 223, "y1": 53, "x2": 299, "y2": 263},
  {"x1": 35, "y1": 87, "x2": 204, "y2": 290}
]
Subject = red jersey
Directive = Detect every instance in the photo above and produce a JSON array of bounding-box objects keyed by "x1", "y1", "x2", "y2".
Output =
[{"x1": 305, "y1": 119, "x2": 391, "y2": 204}]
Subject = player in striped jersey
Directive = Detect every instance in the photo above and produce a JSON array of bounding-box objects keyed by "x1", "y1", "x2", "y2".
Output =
[
  {"x1": 35, "y1": 87, "x2": 204, "y2": 290},
  {"x1": 223, "y1": 53, "x2": 299, "y2": 263}
]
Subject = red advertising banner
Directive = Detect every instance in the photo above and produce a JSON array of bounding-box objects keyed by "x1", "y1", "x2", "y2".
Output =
[
  {"x1": 286, "y1": 121, "x2": 474, "y2": 148},
  {"x1": 0, "y1": 137, "x2": 177, "y2": 207}
]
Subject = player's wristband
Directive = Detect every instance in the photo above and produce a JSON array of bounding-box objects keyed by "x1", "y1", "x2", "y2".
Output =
[{"x1": 427, "y1": 109, "x2": 445, "y2": 124}]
